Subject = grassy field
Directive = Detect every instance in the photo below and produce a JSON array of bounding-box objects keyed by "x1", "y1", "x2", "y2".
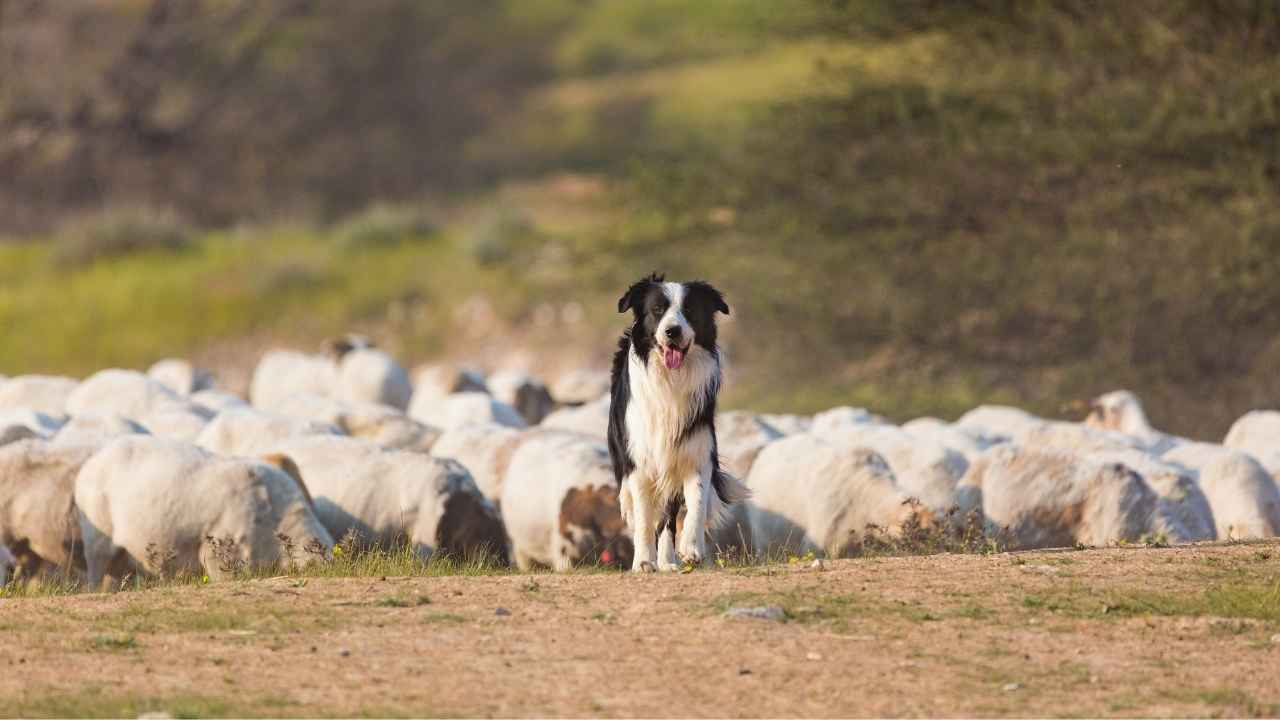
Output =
[{"x1": 1, "y1": 541, "x2": 1277, "y2": 717}]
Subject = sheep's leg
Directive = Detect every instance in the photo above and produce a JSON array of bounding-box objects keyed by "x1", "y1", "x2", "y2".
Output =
[
  {"x1": 677, "y1": 468, "x2": 710, "y2": 566},
  {"x1": 550, "y1": 533, "x2": 574, "y2": 572},
  {"x1": 628, "y1": 477, "x2": 658, "y2": 573},
  {"x1": 80, "y1": 525, "x2": 115, "y2": 592}
]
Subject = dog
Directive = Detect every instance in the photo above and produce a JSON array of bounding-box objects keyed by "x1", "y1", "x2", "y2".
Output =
[{"x1": 607, "y1": 273, "x2": 749, "y2": 572}]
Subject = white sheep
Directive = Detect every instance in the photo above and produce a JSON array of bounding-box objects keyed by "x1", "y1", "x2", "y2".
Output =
[
  {"x1": 409, "y1": 391, "x2": 526, "y2": 432},
  {"x1": 1223, "y1": 410, "x2": 1280, "y2": 475},
  {"x1": 550, "y1": 368, "x2": 610, "y2": 407},
  {"x1": 268, "y1": 435, "x2": 506, "y2": 561},
  {"x1": 487, "y1": 370, "x2": 556, "y2": 425},
  {"x1": 1089, "y1": 447, "x2": 1216, "y2": 542},
  {"x1": 1083, "y1": 389, "x2": 1180, "y2": 454},
  {"x1": 249, "y1": 350, "x2": 338, "y2": 409},
  {"x1": 499, "y1": 430, "x2": 630, "y2": 571},
  {"x1": 746, "y1": 434, "x2": 933, "y2": 558},
  {"x1": 190, "y1": 389, "x2": 249, "y2": 414},
  {"x1": 1010, "y1": 420, "x2": 1146, "y2": 456},
  {"x1": 1162, "y1": 443, "x2": 1280, "y2": 540},
  {"x1": 538, "y1": 394, "x2": 609, "y2": 440},
  {"x1": 147, "y1": 358, "x2": 215, "y2": 396},
  {"x1": 50, "y1": 414, "x2": 149, "y2": 447},
  {"x1": 337, "y1": 346, "x2": 413, "y2": 411},
  {"x1": 957, "y1": 446, "x2": 1160, "y2": 550},
  {"x1": 955, "y1": 404, "x2": 1043, "y2": 444},
  {"x1": 707, "y1": 412, "x2": 783, "y2": 556},
  {"x1": 428, "y1": 422, "x2": 524, "y2": 505},
  {"x1": 827, "y1": 424, "x2": 968, "y2": 513},
  {"x1": 901, "y1": 417, "x2": 997, "y2": 461},
  {"x1": 195, "y1": 406, "x2": 343, "y2": 457},
  {"x1": 0, "y1": 375, "x2": 79, "y2": 417},
  {"x1": 66, "y1": 369, "x2": 212, "y2": 426},
  {"x1": 75, "y1": 436, "x2": 333, "y2": 589},
  {"x1": 757, "y1": 413, "x2": 812, "y2": 436},
  {"x1": 0, "y1": 439, "x2": 99, "y2": 578},
  {"x1": 809, "y1": 406, "x2": 881, "y2": 435},
  {"x1": 274, "y1": 393, "x2": 440, "y2": 452}
]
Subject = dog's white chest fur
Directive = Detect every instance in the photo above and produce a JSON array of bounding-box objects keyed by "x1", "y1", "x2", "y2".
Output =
[{"x1": 625, "y1": 344, "x2": 718, "y2": 498}]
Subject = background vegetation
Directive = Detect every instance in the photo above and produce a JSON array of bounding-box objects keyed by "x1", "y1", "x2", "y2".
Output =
[{"x1": 2, "y1": 0, "x2": 1278, "y2": 437}]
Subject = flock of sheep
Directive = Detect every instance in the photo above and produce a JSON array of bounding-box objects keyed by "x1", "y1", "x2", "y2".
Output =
[{"x1": 1, "y1": 334, "x2": 1278, "y2": 589}]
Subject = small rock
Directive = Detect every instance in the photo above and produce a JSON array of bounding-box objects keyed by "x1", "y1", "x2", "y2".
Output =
[
  {"x1": 806, "y1": 651, "x2": 823, "y2": 661},
  {"x1": 724, "y1": 605, "x2": 786, "y2": 621},
  {"x1": 310, "y1": 646, "x2": 317, "y2": 653},
  {"x1": 338, "y1": 648, "x2": 351, "y2": 657},
  {"x1": 738, "y1": 667, "x2": 752, "y2": 676},
  {"x1": 810, "y1": 558, "x2": 824, "y2": 570},
  {"x1": 1270, "y1": 633, "x2": 1280, "y2": 645},
  {"x1": 1089, "y1": 675, "x2": 1099, "y2": 685},
  {"x1": 495, "y1": 607, "x2": 512, "y2": 617},
  {"x1": 1002, "y1": 682, "x2": 1022, "y2": 692}
]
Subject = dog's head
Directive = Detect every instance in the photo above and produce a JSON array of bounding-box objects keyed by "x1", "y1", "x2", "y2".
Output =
[{"x1": 617, "y1": 273, "x2": 729, "y2": 370}]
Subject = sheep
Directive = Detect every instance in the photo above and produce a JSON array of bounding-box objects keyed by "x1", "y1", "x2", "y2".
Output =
[
  {"x1": 551, "y1": 368, "x2": 610, "y2": 407},
  {"x1": 274, "y1": 394, "x2": 440, "y2": 453},
  {"x1": 957, "y1": 446, "x2": 1159, "y2": 550},
  {"x1": 810, "y1": 406, "x2": 883, "y2": 435},
  {"x1": 137, "y1": 407, "x2": 212, "y2": 443},
  {"x1": 428, "y1": 422, "x2": 524, "y2": 506},
  {"x1": 50, "y1": 414, "x2": 149, "y2": 447},
  {"x1": 407, "y1": 363, "x2": 488, "y2": 422},
  {"x1": 827, "y1": 424, "x2": 968, "y2": 513},
  {"x1": 539, "y1": 394, "x2": 609, "y2": 440},
  {"x1": 0, "y1": 439, "x2": 98, "y2": 578},
  {"x1": 1089, "y1": 448, "x2": 1216, "y2": 542},
  {"x1": 0, "y1": 375, "x2": 79, "y2": 417},
  {"x1": 499, "y1": 430, "x2": 631, "y2": 571},
  {"x1": 1162, "y1": 443, "x2": 1280, "y2": 540},
  {"x1": 0, "y1": 408, "x2": 64, "y2": 438},
  {"x1": 1010, "y1": 420, "x2": 1146, "y2": 456},
  {"x1": 1223, "y1": 410, "x2": 1280, "y2": 475},
  {"x1": 268, "y1": 435, "x2": 506, "y2": 562},
  {"x1": 1083, "y1": 389, "x2": 1179, "y2": 454},
  {"x1": 147, "y1": 358, "x2": 214, "y2": 396},
  {"x1": 409, "y1": 391, "x2": 526, "y2": 432},
  {"x1": 758, "y1": 413, "x2": 812, "y2": 436},
  {"x1": 901, "y1": 417, "x2": 997, "y2": 461},
  {"x1": 746, "y1": 434, "x2": 934, "y2": 559},
  {"x1": 955, "y1": 405, "x2": 1043, "y2": 444},
  {"x1": 0, "y1": 543, "x2": 14, "y2": 586},
  {"x1": 707, "y1": 412, "x2": 784, "y2": 556},
  {"x1": 195, "y1": 407, "x2": 342, "y2": 457},
  {"x1": 191, "y1": 389, "x2": 249, "y2": 414},
  {"x1": 75, "y1": 436, "x2": 333, "y2": 589},
  {"x1": 336, "y1": 346, "x2": 413, "y2": 411},
  {"x1": 249, "y1": 350, "x2": 338, "y2": 409},
  {"x1": 65, "y1": 369, "x2": 212, "y2": 425},
  {"x1": 487, "y1": 370, "x2": 556, "y2": 425}
]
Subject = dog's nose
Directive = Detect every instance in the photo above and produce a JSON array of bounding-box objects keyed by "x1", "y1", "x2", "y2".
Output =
[{"x1": 664, "y1": 326, "x2": 683, "y2": 341}]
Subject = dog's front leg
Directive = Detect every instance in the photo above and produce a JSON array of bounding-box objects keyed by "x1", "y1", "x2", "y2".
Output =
[
  {"x1": 657, "y1": 524, "x2": 680, "y2": 571},
  {"x1": 627, "y1": 476, "x2": 658, "y2": 572},
  {"x1": 677, "y1": 468, "x2": 710, "y2": 566}
]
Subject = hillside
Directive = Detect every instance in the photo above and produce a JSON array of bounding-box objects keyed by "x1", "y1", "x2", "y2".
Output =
[{"x1": 2, "y1": 1, "x2": 1279, "y2": 436}]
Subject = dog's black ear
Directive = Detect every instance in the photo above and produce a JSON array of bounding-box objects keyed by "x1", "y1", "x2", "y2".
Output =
[
  {"x1": 686, "y1": 281, "x2": 730, "y2": 315},
  {"x1": 617, "y1": 272, "x2": 665, "y2": 313}
]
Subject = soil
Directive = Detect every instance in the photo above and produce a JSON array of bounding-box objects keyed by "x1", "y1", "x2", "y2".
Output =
[{"x1": 2, "y1": 541, "x2": 1278, "y2": 718}]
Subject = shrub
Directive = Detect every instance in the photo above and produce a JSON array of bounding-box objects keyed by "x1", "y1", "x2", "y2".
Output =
[
  {"x1": 330, "y1": 205, "x2": 437, "y2": 251},
  {"x1": 52, "y1": 208, "x2": 192, "y2": 268}
]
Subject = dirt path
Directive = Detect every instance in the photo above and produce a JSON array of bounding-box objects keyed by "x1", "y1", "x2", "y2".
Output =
[{"x1": 3, "y1": 542, "x2": 1278, "y2": 718}]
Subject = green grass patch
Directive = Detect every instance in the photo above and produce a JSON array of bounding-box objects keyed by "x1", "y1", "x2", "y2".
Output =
[
  {"x1": 90, "y1": 634, "x2": 137, "y2": 651},
  {"x1": 1023, "y1": 577, "x2": 1280, "y2": 623}
]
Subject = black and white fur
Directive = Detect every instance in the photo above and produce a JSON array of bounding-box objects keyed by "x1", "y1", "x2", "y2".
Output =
[{"x1": 608, "y1": 273, "x2": 749, "y2": 572}]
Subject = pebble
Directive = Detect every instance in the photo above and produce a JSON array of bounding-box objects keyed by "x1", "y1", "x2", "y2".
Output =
[
  {"x1": 338, "y1": 649, "x2": 351, "y2": 657},
  {"x1": 724, "y1": 605, "x2": 786, "y2": 621},
  {"x1": 1002, "y1": 682, "x2": 1022, "y2": 692},
  {"x1": 738, "y1": 668, "x2": 752, "y2": 676},
  {"x1": 806, "y1": 651, "x2": 823, "y2": 661},
  {"x1": 495, "y1": 607, "x2": 512, "y2": 617}
]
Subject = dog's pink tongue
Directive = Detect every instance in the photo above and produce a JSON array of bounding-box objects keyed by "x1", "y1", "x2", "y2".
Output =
[{"x1": 664, "y1": 347, "x2": 685, "y2": 370}]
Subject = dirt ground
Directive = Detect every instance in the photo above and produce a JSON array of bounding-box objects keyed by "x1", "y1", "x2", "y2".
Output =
[{"x1": 2, "y1": 542, "x2": 1278, "y2": 718}]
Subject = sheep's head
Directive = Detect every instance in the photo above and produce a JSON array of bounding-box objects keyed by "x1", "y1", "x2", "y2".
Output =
[
  {"x1": 1084, "y1": 390, "x2": 1148, "y2": 434},
  {"x1": 559, "y1": 485, "x2": 634, "y2": 569}
]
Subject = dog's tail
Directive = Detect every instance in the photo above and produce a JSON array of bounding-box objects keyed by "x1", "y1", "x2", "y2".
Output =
[{"x1": 708, "y1": 469, "x2": 751, "y2": 530}]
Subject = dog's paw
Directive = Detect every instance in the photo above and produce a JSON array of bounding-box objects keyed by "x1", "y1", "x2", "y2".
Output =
[
  {"x1": 634, "y1": 561, "x2": 656, "y2": 573},
  {"x1": 678, "y1": 549, "x2": 703, "y2": 566}
]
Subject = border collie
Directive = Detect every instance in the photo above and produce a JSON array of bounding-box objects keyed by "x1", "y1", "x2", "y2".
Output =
[{"x1": 607, "y1": 273, "x2": 749, "y2": 572}]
